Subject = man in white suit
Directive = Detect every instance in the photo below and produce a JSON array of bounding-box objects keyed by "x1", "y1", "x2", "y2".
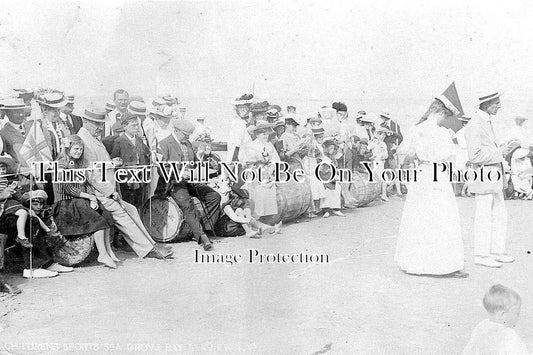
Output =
[{"x1": 465, "y1": 93, "x2": 520, "y2": 268}]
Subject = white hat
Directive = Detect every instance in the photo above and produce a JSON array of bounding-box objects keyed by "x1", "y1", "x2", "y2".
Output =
[{"x1": 478, "y1": 92, "x2": 503, "y2": 105}]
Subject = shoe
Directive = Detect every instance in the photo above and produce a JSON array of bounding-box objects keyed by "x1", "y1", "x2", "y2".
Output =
[
  {"x1": 474, "y1": 256, "x2": 502, "y2": 268},
  {"x1": 23, "y1": 269, "x2": 58, "y2": 278},
  {"x1": 146, "y1": 248, "x2": 169, "y2": 259},
  {"x1": 97, "y1": 256, "x2": 117, "y2": 269},
  {"x1": 0, "y1": 281, "x2": 21, "y2": 295},
  {"x1": 332, "y1": 210, "x2": 345, "y2": 217},
  {"x1": 246, "y1": 230, "x2": 259, "y2": 238},
  {"x1": 155, "y1": 243, "x2": 172, "y2": 251},
  {"x1": 307, "y1": 212, "x2": 318, "y2": 218},
  {"x1": 200, "y1": 234, "x2": 213, "y2": 251},
  {"x1": 323, "y1": 212, "x2": 330, "y2": 218},
  {"x1": 380, "y1": 195, "x2": 389, "y2": 202},
  {"x1": 16, "y1": 236, "x2": 32, "y2": 248},
  {"x1": 274, "y1": 221, "x2": 282, "y2": 233},
  {"x1": 46, "y1": 263, "x2": 74, "y2": 273},
  {"x1": 491, "y1": 254, "x2": 515, "y2": 263}
]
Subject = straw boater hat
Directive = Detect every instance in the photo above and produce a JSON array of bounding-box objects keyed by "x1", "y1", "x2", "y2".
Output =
[
  {"x1": 512, "y1": 148, "x2": 529, "y2": 160},
  {"x1": 81, "y1": 105, "x2": 108, "y2": 123},
  {"x1": 128, "y1": 101, "x2": 147, "y2": 116},
  {"x1": 356, "y1": 110, "x2": 367, "y2": 119},
  {"x1": 197, "y1": 113, "x2": 207, "y2": 121},
  {"x1": 21, "y1": 190, "x2": 48, "y2": 205},
  {"x1": 66, "y1": 95, "x2": 75, "y2": 104},
  {"x1": 379, "y1": 110, "x2": 391, "y2": 120},
  {"x1": 375, "y1": 126, "x2": 391, "y2": 135},
  {"x1": 0, "y1": 155, "x2": 18, "y2": 174},
  {"x1": 231, "y1": 93, "x2": 254, "y2": 106},
  {"x1": 478, "y1": 92, "x2": 503, "y2": 106},
  {"x1": 2, "y1": 98, "x2": 26, "y2": 111},
  {"x1": 458, "y1": 114, "x2": 472, "y2": 122},
  {"x1": 359, "y1": 114, "x2": 374, "y2": 123},
  {"x1": 435, "y1": 82, "x2": 464, "y2": 116},
  {"x1": 35, "y1": 92, "x2": 68, "y2": 108},
  {"x1": 312, "y1": 126, "x2": 325, "y2": 136},
  {"x1": 272, "y1": 120, "x2": 286, "y2": 130},
  {"x1": 105, "y1": 100, "x2": 116, "y2": 112},
  {"x1": 285, "y1": 117, "x2": 299, "y2": 126}
]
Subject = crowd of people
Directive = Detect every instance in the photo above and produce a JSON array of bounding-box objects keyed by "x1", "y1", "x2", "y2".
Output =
[{"x1": 0, "y1": 86, "x2": 532, "y2": 295}]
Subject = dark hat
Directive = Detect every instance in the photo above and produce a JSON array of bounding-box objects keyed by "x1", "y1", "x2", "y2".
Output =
[
  {"x1": 332, "y1": 102, "x2": 347, "y2": 112},
  {"x1": 323, "y1": 137, "x2": 338, "y2": 147},
  {"x1": 285, "y1": 117, "x2": 299, "y2": 126},
  {"x1": 269, "y1": 104, "x2": 282, "y2": 113},
  {"x1": 172, "y1": 119, "x2": 195, "y2": 135},
  {"x1": 352, "y1": 135, "x2": 361, "y2": 142},
  {"x1": 273, "y1": 120, "x2": 286, "y2": 130},
  {"x1": 266, "y1": 108, "x2": 281, "y2": 119},
  {"x1": 121, "y1": 112, "x2": 139, "y2": 126},
  {"x1": 360, "y1": 138, "x2": 369, "y2": 145},
  {"x1": 14, "y1": 89, "x2": 35, "y2": 102},
  {"x1": 0, "y1": 155, "x2": 19, "y2": 174},
  {"x1": 1, "y1": 98, "x2": 26, "y2": 110},
  {"x1": 287, "y1": 105, "x2": 296, "y2": 110},
  {"x1": 36, "y1": 92, "x2": 67, "y2": 108},
  {"x1": 81, "y1": 105, "x2": 108, "y2": 123},
  {"x1": 112, "y1": 121, "x2": 125, "y2": 133},
  {"x1": 232, "y1": 93, "x2": 254, "y2": 106},
  {"x1": 250, "y1": 101, "x2": 270, "y2": 113}
]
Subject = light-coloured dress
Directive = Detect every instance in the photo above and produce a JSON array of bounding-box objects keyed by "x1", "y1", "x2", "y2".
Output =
[
  {"x1": 511, "y1": 157, "x2": 533, "y2": 194},
  {"x1": 239, "y1": 139, "x2": 280, "y2": 217},
  {"x1": 395, "y1": 116, "x2": 464, "y2": 275}
]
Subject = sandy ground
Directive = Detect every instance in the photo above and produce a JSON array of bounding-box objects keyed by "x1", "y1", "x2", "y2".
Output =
[{"x1": 1, "y1": 197, "x2": 533, "y2": 355}]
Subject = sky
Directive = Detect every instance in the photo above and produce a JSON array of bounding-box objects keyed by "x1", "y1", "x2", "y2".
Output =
[{"x1": 2, "y1": 0, "x2": 533, "y2": 128}]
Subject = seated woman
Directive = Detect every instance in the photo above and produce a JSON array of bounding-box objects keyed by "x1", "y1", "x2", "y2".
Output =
[
  {"x1": 238, "y1": 121, "x2": 282, "y2": 231},
  {"x1": 52, "y1": 135, "x2": 119, "y2": 268},
  {"x1": 214, "y1": 183, "x2": 278, "y2": 238}
]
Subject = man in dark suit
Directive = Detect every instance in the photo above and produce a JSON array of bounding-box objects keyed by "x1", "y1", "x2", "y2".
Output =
[
  {"x1": 380, "y1": 111, "x2": 404, "y2": 196},
  {"x1": 60, "y1": 95, "x2": 83, "y2": 134},
  {"x1": 111, "y1": 113, "x2": 151, "y2": 210},
  {"x1": 158, "y1": 119, "x2": 221, "y2": 251}
]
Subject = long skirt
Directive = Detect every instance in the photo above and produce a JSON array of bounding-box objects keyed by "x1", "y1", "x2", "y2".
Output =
[
  {"x1": 53, "y1": 198, "x2": 114, "y2": 236},
  {"x1": 395, "y1": 164, "x2": 464, "y2": 275}
]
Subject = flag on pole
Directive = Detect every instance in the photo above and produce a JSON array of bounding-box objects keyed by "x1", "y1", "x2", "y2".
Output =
[{"x1": 19, "y1": 120, "x2": 53, "y2": 170}]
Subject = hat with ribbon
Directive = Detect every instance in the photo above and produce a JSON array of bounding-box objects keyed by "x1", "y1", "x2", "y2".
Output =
[
  {"x1": 379, "y1": 110, "x2": 391, "y2": 120},
  {"x1": 252, "y1": 121, "x2": 275, "y2": 134},
  {"x1": 478, "y1": 92, "x2": 503, "y2": 106},
  {"x1": 172, "y1": 119, "x2": 196, "y2": 136},
  {"x1": 312, "y1": 126, "x2": 325, "y2": 136},
  {"x1": 1, "y1": 98, "x2": 26, "y2": 110},
  {"x1": 66, "y1": 95, "x2": 75, "y2": 104},
  {"x1": 458, "y1": 114, "x2": 472, "y2": 122},
  {"x1": 128, "y1": 101, "x2": 147, "y2": 116},
  {"x1": 250, "y1": 101, "x2": 271, "y2": 113},
  {"x1": 359, "y1": 115, "x2": 375, "y2": 123},
  {"x1": 153, "y1": 104, "x2": 174, "y2": 119},
  {"x1": 105, "y1": 100, "x2": 116, "y2": 112},
  {"x1": 273, "y1": 120, "x2": 286, "y2": 130},
  {"x1": 81, "y1": 105, "x2": 108, "y2": 123},
  {"x1": 36, "y1": 92, "x2": 68, "y2": 108}
]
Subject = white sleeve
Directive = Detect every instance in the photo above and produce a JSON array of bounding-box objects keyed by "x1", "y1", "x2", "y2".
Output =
[{"x1": 502, "y1": 329, "x2": 530, "y2": 355}]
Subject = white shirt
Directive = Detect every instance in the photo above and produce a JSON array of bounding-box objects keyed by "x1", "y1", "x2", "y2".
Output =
[
  {"x1": 462, "y1": 319, "x2": 529, "y2": 355},
  {"x1": 105, "y1": 109, "x2": 126, "y2": 137}
]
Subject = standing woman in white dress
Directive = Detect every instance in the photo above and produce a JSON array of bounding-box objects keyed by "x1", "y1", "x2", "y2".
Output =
[{"x1": 395, "y1": 98, "x2": 467, "y2": 278}]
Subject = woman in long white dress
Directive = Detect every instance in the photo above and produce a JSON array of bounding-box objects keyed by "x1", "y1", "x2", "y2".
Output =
[{"x1": 395, "y1": 99, "x2": 467, "y2": 278}]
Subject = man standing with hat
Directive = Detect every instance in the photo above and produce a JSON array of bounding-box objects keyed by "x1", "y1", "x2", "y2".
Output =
[
  {"x1": 379, "y1": 110, "x2": 403, "y2": 197},
  {"x1": 35, "y1": 92, "x2": 69, "y2": 160},
  {"x1": 0, "y1": 98, "x2": 32, "y2": 163},
  {"x1": 228, "y1": 94, "x2": 254, "y2": 162},
  {"x1": 77, "y1": 104, "x2": 172, "y2": 260},
  {"x1": 111, "y1": 113, "x2": 151, "y2": 210},
  {"x1": 59, "y1": 95, "x2": 83, "y2": 134},
  {"x1": 465, "y1": 92, "x2": 520, "y2": 268},
  {"x1": 158, "y1": 119, "x2": 222, "y2": 251},
  {"x1": 106, "y1": 89, "x2": 130, "y2": 137}
]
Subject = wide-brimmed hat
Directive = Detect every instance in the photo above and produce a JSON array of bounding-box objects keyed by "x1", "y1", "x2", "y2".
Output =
[
  {"x1": 153, "y1": 104, "x2": 173, "y2": 119},
  {"x1": 250, "y1": 101, "x2": 271, "y2": 113},
  {"x1": 231, "y1": 93, "x2": 254, "y2": 106},
  {"x1": 478, "y1": 92, "x2": 503, "y2": 105},
  {"x1": 0, "y1": 155, "x2": 18, "y2": 174},
  {"x1": 513, "y1": 148, "x2": 529, "y2": 159},
  {"x1": 172, "y1": 119, "x2": 195, "y2": 136},
  {"x1": 252, "y1": 121, "x2": 274, "y2": 134},
  {"x1": 21, "y1": 190, "x2": 48, "y2": 205},
  {"x1": 162, "y1": 95, "x2": 178, "y2": 105},
  {"x1": 128, "y1": 101, "x2": 147, "y2": 116},
  {"x1": 35, "y1": 92, "x2": 67, "y2": 108},
  {"x1": 81, "y1": 105, "x2": 108, "y2": 123},
  {"x1": 1, "y1": 98, "x2": 26, "y2": 110}
]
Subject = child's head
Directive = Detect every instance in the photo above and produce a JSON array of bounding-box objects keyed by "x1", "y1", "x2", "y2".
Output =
[{"x1": 483, "y1": 284, "x2": 522, "y2": 328}]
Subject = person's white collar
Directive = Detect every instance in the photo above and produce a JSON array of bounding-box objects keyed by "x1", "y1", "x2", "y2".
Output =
[{"x1": 477, "y1": 108, "x2": 491, "y2": 121}]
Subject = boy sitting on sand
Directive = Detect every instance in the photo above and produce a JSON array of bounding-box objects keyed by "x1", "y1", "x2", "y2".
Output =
[{"x1": 462, "y1": 284, "x2": 529, "y2": 355}]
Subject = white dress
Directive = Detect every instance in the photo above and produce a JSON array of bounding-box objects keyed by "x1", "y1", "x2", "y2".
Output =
[{"x1": 395, "y1": 116, "x2": 464, "y2": 275}]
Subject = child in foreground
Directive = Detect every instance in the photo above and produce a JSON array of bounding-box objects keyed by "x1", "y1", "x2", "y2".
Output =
[{"x1": 462, "y1": 284, "x2": 529, "y2": 355}]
